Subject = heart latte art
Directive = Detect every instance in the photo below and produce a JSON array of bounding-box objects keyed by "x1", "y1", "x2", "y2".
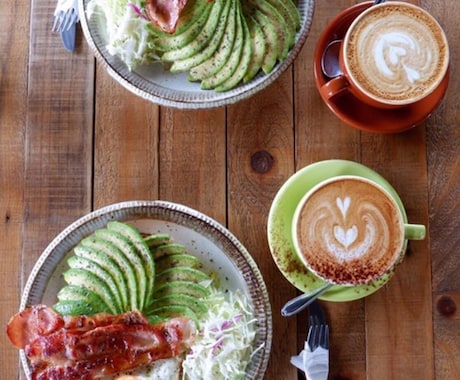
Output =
[
  {"x1": 295, "y1": 178, "x2": 404, "y2": 285},
  {"x1": 344, "y1": 3, "x2": 449, "y2": 104}
]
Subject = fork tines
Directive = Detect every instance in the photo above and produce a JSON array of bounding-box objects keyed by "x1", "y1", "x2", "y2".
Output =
[
  {"x1": 52, "y1": 8, "x2": 78, "y2": 32},
  {"x1": 307, "y1": 302, "x2": 329, "y2": 351}
]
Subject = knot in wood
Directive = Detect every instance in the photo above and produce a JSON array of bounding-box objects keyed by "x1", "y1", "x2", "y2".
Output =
[
  {"x1": 437, "y1": 296, "x2": 457, "y2": 317},
  {"x1": 251, "y1": 151, "x2": 274, "y2": 174}
]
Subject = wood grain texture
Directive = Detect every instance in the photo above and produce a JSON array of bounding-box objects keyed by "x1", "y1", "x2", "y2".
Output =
[
  {"x1": 93, "y1": 67, "x2": 160, "y2": 207},
  {"x1": 2, "y1": 0, "x2": 460, "y2": 379},
  {"x1": 16, "y1": 2, "x2": 94, "y2": 380},
  {"x1": 0, "y1": 0, "x2": 29, "y2": 378},
  {"x1": 423, "y1": 0, "x2": 460, "y2": 378},
  {"x1": 158, "y1": 108, "x2": 226, "y2": 223},
  {"x1": 227, "y1": 72, "x2": 298, "y2": 380}
]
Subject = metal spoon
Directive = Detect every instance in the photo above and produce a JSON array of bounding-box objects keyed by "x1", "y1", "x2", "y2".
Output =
[
  {"x1": 281, "y1": 283, "x2": 333, "y2": 317},
  {"x1": 320, "y1": 0, "x2": 387, "y2": 79}
]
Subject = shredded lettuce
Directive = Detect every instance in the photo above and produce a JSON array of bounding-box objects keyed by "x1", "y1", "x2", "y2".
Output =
[
  {"x1": 87, "y1": 0, "x2": 159, "y2": 70},
  {"x1": 182, "y1": 288, "x2": 260, "y2": 380}
]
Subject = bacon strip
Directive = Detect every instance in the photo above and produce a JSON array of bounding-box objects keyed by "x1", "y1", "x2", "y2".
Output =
[
  {"x1": 145, "y1": 0, "x2": 190, "y2": 34},
  {"x1": 7, "y1": 306, "x2": 196, "y2": 380}
]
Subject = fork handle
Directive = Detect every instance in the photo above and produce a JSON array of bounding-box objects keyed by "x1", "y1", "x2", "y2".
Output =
[{"x1": 281, "y1": 283, "x2": 333, "y2": 317}]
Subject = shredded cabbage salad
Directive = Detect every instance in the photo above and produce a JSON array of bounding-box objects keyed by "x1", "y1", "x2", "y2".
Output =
[
  {"x1": 87, "y1": 0, "x2": 158, "y2": 70},
  {"x1": 182, "y1": 288, "x2": 261, "y2": 380}
]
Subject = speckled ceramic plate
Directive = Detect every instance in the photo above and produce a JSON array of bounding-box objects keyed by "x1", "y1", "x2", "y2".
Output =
[
  {"x1": 78, "y1": 0, "x2": 315, "y2": 109},
  {"x1": 20, "y1": 201, "x2": 272, "y2": 379},
  {"x1": 267, "y1": 159, "x2": 409, "y2": 301}
]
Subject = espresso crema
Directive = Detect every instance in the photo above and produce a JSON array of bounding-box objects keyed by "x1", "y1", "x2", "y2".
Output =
[
  {"x1": 344, "y1": 2, "x2": 449, "y2": 104},
  {"x1": 295, "y1": 177, "x2": 404, "y2": 285}
]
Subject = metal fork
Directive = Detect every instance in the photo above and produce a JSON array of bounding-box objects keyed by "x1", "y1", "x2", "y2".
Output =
[
  {"x1": 291, "y1": 301, "x2": 330, "y2": 380},
  {"x1": 307, "y1": 301, "x2": 329, "y2": 352},
  {"x1": 52, "y1": 7, "x2": 78, "y2": 32}
]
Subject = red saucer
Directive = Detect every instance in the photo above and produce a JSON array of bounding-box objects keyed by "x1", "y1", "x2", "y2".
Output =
[{"x1": 313, "y1": 2, "x2": 450, "y2": 134}]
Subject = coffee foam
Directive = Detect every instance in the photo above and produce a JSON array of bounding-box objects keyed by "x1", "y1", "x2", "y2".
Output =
[
  {"x1": 345, "y1": 3, "x2": 449, "y2": 104},
  {"x1": 295, "y1": 178, "x2": 404, "y2": 285}
]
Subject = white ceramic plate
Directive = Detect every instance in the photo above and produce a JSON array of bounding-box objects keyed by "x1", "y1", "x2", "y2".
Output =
[
  {"x1": 78, "y1": 0, "x2": 315, "y2": 109},
  {"x1": 20, "y1": 201, "x2": 272, "y2": 379}
]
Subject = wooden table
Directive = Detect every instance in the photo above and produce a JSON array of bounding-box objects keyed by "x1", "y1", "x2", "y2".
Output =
[{"x1": 1, "y1": 1, "x2": 459, "y2": 379}]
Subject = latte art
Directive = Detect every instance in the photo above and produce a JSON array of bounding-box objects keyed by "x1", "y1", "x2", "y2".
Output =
[
  {"x1": 295, "y1": 178, "x2": 404, "y2": 285},
  {"x1": 345, "y1": 3, "x2": 449, "y2": 104}
]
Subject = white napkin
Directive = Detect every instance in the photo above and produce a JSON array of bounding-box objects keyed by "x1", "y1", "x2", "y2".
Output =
[{"x1": 291, "y1": 342, "x2": 329, "y2": 380}]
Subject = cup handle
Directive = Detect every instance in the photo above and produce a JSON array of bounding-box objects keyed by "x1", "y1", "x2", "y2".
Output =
[
  {"x1": 320, "y1": 75, "x2": 350, "y2": 101},
  {"x1": 404, "y1": 224, "x2": 426, "y2": 240}
]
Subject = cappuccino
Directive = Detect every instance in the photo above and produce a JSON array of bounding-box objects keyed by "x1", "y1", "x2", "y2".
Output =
[
  {"x1": 294, "y1": 177, "x2": 404, "y2": 285},
  {"x1": 344, "y1": 2, "x2": 449, "y2": 105}
]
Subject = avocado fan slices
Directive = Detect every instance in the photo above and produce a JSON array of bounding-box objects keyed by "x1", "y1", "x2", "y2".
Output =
[{"x1": 53, "y1": 222, "x2": 213, "y2": 324}]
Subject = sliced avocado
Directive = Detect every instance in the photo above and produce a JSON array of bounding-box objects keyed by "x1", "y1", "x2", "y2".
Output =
[
  {"x1": 56, "y1": 285, "x2": 111, "y2": 315},
  {"x1": 149, "y1": 294, "x2": 207, "y2": 317},
  {"x1": 95, "y1": 228, "x2": 147, "y2": 311},
  {"x1": 151, "y1": 243, "x2": 187, "y2": 260},
  {"x1": 153, "y1": 280, "x2": 211, "y2": 299},
  {"x1": 162, "y1": 0, "x2": 225, "y2": 62},
  {"x1": 148, "y1": 305, "x2": 199, "y2": 325},
  {"x1": 250, "y1": 0, "x2": 290, "y2": 60},
  {"x1": 107, "y1": 221, "x2": 155, "y2": 308},
  {"x1": 170, "y1": 0, "x2": 232, "y2": 72},
  {"x1": 242, "y1": 14, "x2": 266, "y2": 82},
  {"x1": 63, "y1": 268, "x2": 121, "y2": 314},
  {"x1": 143, "y1": 233, "x2": 171, "y2": 249},
  {"x1": 73, "y1": 245, "x2": 129, "y2": 310},
  {"x1": 189, "y1": 0, "x2": 238, "y2": 82},
  {"x1": 67, "y1": 255, "x2": 124, "y2": 313},
  {"x1": 200, "y1": 0, "x2": 245, "y2": 90},
  {"x1": 277, "y1": 0, "x2": 301, "y2": 29},
  {"x1": 80, "y1": 236, "x2": 139, "y2": 311},
  {"x1": 57, "y1": 285, "x2": 109, "y2": 311},
  {"x1": 155, "y1": 253, "x2": 202, "y2": 274},
  {"x1": 244, "y1": 5, "x2": 278, "y2": 74},
  {"x1": 153, "y1": 0, "x2": 213, "y2": 52},
  {"x1": 155, "y1": 266, "x2": 211, "y2": 288},
  {"x1": 264, "y1": 0, "x2": 297, "y2": 49},
  {"x1": 53, "y1": 299, "x2": 110, "y2": 316},
  {"x1": 214, "y1": 5, "x2": 253, "y2": 92}
]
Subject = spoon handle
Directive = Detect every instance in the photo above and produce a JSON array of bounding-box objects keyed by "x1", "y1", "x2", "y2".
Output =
[{"x1": 281, "y1": 283, "x2": 333, "y2": 317}]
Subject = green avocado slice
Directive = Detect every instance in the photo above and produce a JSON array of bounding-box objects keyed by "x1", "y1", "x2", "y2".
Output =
[{"x1": 170, "y1": 0, "x2": 232, "y2": 73}]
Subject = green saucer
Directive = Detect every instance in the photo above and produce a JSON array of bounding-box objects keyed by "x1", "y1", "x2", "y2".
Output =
[{"x1": 267, "y1": 159, "x2": 408, "y2": 302}]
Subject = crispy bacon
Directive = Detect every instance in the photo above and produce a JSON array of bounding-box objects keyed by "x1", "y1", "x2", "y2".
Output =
[
  {"x1": 144, "y1": 0, "x2": 190, "y2": 34},
  {"x1": 7, "y1": 305, "x2": 196, "y2": 380}
]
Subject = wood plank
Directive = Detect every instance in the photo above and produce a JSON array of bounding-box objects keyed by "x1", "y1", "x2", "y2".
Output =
[
  {"x1": 93, "y1": 67, "x2": 160, "y2": 206},
  {"x1": 158, "y1": 108, "x2": 226, "y2": 223},
  {"x1": 362, "y1": 129, "x2": 433, "y2": 379},
  {"x1": 0, "y1": 0, "x2": 29, "y2": 378},
  {"x1": 227, "y1": 72, "x2": 298, "y2": 379},
  {"x1": 20, "y1": 2, "x2": 95, "y2": 378},
  {"x1": 294, "y1": 1, "x2": 366, "y2": 378},
  {"x1": 424, "y1": 1, "x2": 460, "y2": 378}
]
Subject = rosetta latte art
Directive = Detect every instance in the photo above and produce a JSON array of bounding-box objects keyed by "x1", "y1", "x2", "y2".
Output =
[
  {"x1": 307, "y1": 197, "x2": 390, "y2": 263},
  {"x1": 295, "y1": 178, "x2": 404, "y2": 285},
  {"x1": 345, "y1": 4, "x2": 448, "y2": 103}
]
